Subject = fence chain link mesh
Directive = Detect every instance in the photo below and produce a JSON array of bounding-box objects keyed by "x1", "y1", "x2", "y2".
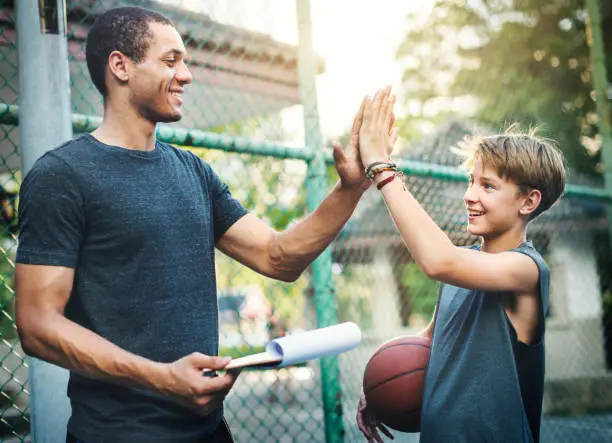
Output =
[
  {"x1": 0, "y1": 0, "x2": 610, "y2": 442},
  {"x1": 0, "y1": 1, "x2": 29, "y2": 441}
]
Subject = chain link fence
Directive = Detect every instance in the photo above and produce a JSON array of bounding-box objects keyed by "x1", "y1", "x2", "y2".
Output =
[
  {"x1": 0, "y1": 0, "x2": 611, "y2": 442},
  {"x1": 0, "y1": 0, "x2": 29, "y2": 441}
]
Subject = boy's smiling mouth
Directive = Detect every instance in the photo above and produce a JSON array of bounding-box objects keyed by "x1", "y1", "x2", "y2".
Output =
[{"x1": 467, "y1": 209, "x2": 485, "y2": 217}]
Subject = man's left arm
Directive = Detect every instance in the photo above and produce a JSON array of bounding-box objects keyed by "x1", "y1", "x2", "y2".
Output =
[
  {"x1": 217, "y1": 97, "x2": 396, "y2": 282},
  {"x1": 216, "y1": 180, "x2": 365, "y2": 282}
]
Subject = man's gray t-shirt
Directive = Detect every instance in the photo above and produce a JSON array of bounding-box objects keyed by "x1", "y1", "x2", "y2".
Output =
[
  {"x1": 420, "y1": 242, "x2": 549, "y2": 443},
  {"x1": 16, "y1": 134, "x2": 248, "y2": 443}
]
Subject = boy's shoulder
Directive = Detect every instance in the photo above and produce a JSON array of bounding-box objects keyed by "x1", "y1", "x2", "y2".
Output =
[{"x1": 461, "y1": 241, "x2": 549, "y2": 276}]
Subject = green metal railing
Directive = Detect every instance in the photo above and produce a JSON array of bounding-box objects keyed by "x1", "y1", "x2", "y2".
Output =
[
  {"x1": 3, "y1": 102, "x2": 610, "y2": 203},
  {"x1": 0, "y1": 0, "x2": 611, "y2": 442}
]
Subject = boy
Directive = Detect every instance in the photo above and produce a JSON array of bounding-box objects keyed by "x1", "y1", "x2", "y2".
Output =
[{"x1": 356, "y1": 88, "x2": 566, "y2": 443}]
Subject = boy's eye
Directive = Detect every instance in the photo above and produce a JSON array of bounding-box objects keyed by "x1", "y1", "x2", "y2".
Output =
[{"x1": 484, "y1": 183, "x2": 495, "y2": 190}]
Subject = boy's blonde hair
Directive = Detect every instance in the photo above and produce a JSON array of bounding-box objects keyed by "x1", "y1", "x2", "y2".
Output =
[{"x1": 453, "y1": 126, "x2": 567, "y2": 220}]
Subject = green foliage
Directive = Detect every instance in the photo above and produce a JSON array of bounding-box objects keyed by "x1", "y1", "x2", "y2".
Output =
[
  {"x1": 397, "y1": 0, "x2": 612, "y2": 176},
  {"x1": 400, "y1": 261, "x2": 438, "y2": 321},
  {"x1": 219, "y1": 344, "x2": 265, "y2": 359},
  {"x1": 187, "y1": 114, "x2": 315, "y2": 331},
  {"x1": 0, "y1": 243, "x2": 16, "y2": 340},
  {"x1": 215, "y1": 251, "x2": 309, "y2": 331},
  {"x1": 333, "y1": 266, "x2": 374, "y2": 329}
]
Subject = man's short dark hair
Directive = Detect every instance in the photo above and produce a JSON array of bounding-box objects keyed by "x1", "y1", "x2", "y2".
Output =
[{"x1": 85, "y1": 6, "x2": 174, "y2": 97}]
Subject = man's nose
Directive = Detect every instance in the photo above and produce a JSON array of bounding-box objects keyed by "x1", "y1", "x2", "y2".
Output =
[{"x1": 177, "y1": 62, "x2": 193, "y2": 85}]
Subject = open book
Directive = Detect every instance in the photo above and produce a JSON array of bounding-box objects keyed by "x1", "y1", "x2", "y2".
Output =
[{"x1": 224, "y1": 322, "x2": 362, "y2": 370}]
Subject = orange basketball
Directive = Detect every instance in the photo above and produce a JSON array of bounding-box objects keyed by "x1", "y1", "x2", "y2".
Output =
[{"x1": 363, "y1": 335, "x2": 431, "y2": 432}]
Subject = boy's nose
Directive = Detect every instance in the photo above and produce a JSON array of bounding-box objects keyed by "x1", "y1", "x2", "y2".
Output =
[{"x1": 464, "y1": 187, "x2": 478, "y2": 204}]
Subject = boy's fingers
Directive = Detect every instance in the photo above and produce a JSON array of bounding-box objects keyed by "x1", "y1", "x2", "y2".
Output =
[
  {"x1": 383, "y1": 94, "x2": 395, "y2": 135},
  {"x1": 378, "y1": 423, "x2": 394, "y2": 439},
  {"x1": 370, "y1": 427, "x2": 384, "y2": 443},
  {"x1": 372, "y1": 89, "x2": 383, "y2": 123},
  {"x1": 388, "y1": 127, "x2": 399, "y2": 155},
  {"x1": 352, "y1": 97, "x2": 366, "y2": 135},
  {"x1": 389, "y1": 110, "x2": 396, "y2": 133},
  {"x1": 362, "y1": 96, "x2": 373, "y2": 126},
  {"x1": 378, "y1": 87, "x2": 392, "y2": 129}
]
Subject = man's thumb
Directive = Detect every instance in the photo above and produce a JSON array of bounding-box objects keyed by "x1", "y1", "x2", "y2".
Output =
[
  {"x1": 332, "y1": 141, "x2": 345, "y2": 163},
  {"x1": 187, "y1": 353, "x2": 231, "y2": 370}
]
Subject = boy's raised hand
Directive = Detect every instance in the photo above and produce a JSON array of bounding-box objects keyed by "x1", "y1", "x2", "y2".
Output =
[
  {"x1": 359, "y1": 86, "x2": 397, "y2": 169},
  {"x1": 332, "y1": 90, "x2": 398, "y2": 189}
]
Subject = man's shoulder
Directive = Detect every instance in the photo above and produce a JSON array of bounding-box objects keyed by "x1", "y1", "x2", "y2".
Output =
[
  {"x1": 158, "y1": 141, "x2": 204, "y2": 163},
  {"x1": 157, "y1": 142, "x2": 213, "y2": 174},
  {"x1": 23, "y1": 136, "x2": 101, "y2": 189},
  {"x1": 49, "y1": 134, "x2": 94, "y2": 156},
  {"x1": 28, "y1": 137, "x2": 85, "y2": 171},
  {"x1": 34, "y1": 135, "x2": 96, "y2": 168}
]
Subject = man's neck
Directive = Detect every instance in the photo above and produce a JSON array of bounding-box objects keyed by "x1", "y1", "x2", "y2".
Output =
[{"x1": 92, "y1": 102, "x2": 157, "y2": 151}]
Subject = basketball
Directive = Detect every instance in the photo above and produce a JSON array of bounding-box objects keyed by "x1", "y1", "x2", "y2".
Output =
[{"x1": 362, "y1": 335, "x2": 431, "y2": 432}]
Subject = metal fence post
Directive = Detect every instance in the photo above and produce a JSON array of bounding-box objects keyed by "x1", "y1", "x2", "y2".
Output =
[
  {"x1": 586, "y1": 0, "x2": 612, "y2": 236},
  {"x1": 16, "y1": 0, "x2": 73, "y2": 441},
  {"x1": 296, "y1": 0, "x2": 345, "y2": 442}
]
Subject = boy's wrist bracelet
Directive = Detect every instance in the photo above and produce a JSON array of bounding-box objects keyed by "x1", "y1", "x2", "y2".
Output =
[
  {"x1": 376, "y1": 173, "x2": 396, "y2": 190},
  {"x1": 365, "y1": 161, "x2": 397, "y2": 180}
]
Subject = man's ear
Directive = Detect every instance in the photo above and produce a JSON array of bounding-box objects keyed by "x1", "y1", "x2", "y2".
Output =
[
  {"x1": 107, "y1": 50, "x2": 131, "y2": 84},
  {"x1": 519, "y1": 188, "x2": 542, "y2": 216}
]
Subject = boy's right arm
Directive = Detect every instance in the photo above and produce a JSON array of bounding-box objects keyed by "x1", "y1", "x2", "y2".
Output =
[{"x1": 15, "y1": 263, "x2": 237, "y2": 416}]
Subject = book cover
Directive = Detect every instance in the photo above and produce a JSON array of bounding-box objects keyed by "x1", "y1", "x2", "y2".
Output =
[{"x1": 224, "y1": 322, "x2": 362, "y2": 370}]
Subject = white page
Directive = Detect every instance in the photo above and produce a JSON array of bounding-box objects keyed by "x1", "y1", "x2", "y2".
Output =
[{"x1": 265, "y1": 322, "x2": 362, "y2": 368}]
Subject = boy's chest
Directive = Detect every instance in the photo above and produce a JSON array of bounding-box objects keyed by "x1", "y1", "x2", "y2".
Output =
[{"x1": 435, "y1": 285, "x2": 505, "y2": 334}]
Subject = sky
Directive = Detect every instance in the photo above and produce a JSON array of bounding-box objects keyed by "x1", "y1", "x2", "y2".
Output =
[
  {"x1": 309, "y1": 0, "x2": 431, "y2": 137},
  {"x1": 164, "y1": 0, "x2": 434, "y2": 142}
]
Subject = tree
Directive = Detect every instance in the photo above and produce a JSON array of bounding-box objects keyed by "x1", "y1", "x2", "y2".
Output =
[{"x1": 397, "y1": 0, "x2": 612, "y2": 177}]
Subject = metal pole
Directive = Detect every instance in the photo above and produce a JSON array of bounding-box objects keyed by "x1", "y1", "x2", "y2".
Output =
[
  {"x1": 295, "y1": 1, "x2": 345, "y2": 442},
  {"x1": 16, "y1": 0, "x2": 73, "y2": 441},
  {"x1": 586, "y1": 0, "x2": 612, "y2": 242}
]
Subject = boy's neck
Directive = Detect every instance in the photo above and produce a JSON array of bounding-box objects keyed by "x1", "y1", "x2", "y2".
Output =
[{"x1": 480, "y1": 225, "x2": 527, "y2": 254}]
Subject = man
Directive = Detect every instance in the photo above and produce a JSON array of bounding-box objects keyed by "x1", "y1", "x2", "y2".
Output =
[{"x1": 15, "y1": 7, "x2": 389, "y2": 443}]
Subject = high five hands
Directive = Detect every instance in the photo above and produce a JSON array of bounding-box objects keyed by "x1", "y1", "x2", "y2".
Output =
[
  {"x1": 359, "y1": 86, "x2": 397, "y2": 169},
  {"x1": 332, "y1": 86, "x2": 398, "y2": 189}
]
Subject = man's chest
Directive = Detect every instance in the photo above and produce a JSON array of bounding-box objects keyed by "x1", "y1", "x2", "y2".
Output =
[{"x1": 79, "y1": 166, "x2": 213, "y2": 253}]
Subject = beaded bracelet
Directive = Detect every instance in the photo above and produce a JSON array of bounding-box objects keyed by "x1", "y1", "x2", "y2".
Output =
[{"x1": 365, "y1": 161, "x2": 397, "y2": 180}]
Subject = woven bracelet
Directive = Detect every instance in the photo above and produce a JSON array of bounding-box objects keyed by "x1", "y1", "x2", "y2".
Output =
[{"x1": 376, "y1": 173, "x2": 396, "y2": 190}]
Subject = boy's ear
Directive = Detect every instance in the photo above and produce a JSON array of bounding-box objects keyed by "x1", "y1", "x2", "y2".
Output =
[
  {"x1": 519, "y1": 189, "x2": 542, "y2": 216},
  {"x1": 107, "y1": 50, "x2": 131, "y2": 85}
]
